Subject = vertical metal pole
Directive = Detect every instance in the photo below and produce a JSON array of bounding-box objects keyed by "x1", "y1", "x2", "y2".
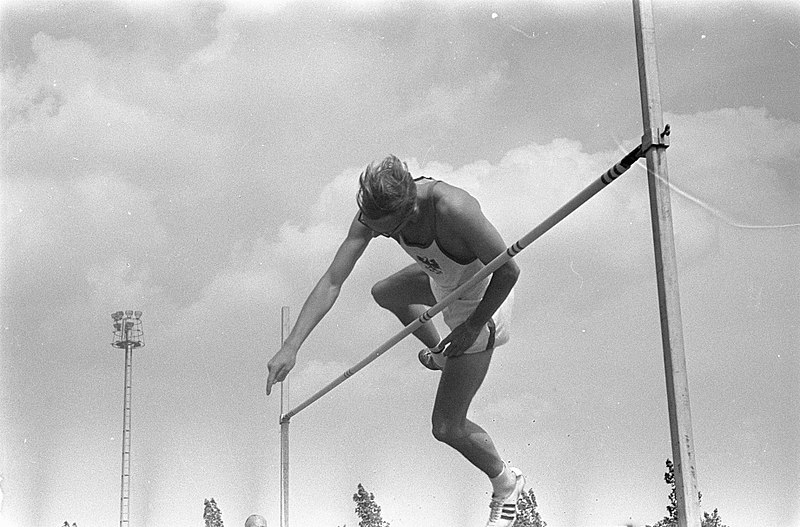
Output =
[
  {"x1": 633, "y1": 2, "x2": 701, "y2": 526},
  {"x1": 280, "y1": 419, "x2": 289, "y2": 527},
  {"x1": 279, "y1": 307, "x2": 291, "y2": 527},
  {"x1": 120, "y1": 335, "x2": 132, "y2": 527}
]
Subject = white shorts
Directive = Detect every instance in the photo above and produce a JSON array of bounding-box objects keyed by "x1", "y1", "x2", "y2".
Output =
[{"x1": 429, "y1": 281, "x2": 513, "y2": 368}]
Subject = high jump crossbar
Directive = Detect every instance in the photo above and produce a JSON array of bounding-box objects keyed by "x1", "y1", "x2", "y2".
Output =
[{"x1": 280, "y1": 143, "x2": 645, "y2": 424}]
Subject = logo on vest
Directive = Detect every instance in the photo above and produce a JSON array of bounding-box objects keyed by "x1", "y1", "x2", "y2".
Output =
[{"x1": 416, "y1": 255, "x2": 443, "y2": 274}]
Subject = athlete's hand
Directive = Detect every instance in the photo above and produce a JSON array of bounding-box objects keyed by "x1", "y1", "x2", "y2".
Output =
[
  {"x1": 266, "y1": 345, "x2": 298, "y2": 396},
  {"x1": 440, "y1": 321, "x2": 483, "y2": 358}
]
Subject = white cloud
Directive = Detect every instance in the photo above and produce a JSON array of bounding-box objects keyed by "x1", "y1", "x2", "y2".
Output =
[
  {"x1": 85, "y1": 257, "x2": 159, "y2": 308},
  {"x1": 3, "y1": 173, "x2": 167, "y2": 270},
  {"x1": 404, "y1": 63, "x2": 508, "y2": 127},
  {"x1": 666, "y1": 107, "x2": 800, "y2": 226},
  {"x1": 2, "y1": 31, "x2": 233, "y2": 201},
  {"x1": 183, "y1": 4, "x2": 239, "y2": 68}
]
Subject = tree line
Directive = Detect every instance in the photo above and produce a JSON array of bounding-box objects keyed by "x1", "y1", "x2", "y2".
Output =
[{"x1": 186, "y1": 459, "x2": 730, "y2": 527}]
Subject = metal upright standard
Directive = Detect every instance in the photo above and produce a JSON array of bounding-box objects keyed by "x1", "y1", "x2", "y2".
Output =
[
  {"x1": 111, "y1": 310, "x2": 145, "y2": 527},
  {"x1": 279, "y1": 306, "x2": 291, "y2": 527},
  {"x1": 633, "y1": 1, "x2": 701, "y2": 526}
]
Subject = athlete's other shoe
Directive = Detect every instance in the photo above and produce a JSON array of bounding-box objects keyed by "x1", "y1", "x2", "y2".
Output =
[
  {"x1": 418, "y1": 345, "x2": 443, "y2": 371},
  {"x1": 486, "y1": 468, "x2": 525, "y2": 527}
]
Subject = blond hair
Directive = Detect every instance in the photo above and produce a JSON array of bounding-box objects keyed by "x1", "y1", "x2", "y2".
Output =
[{"x1": 357, "y1": 155, "x2": 416, "y2": 219}]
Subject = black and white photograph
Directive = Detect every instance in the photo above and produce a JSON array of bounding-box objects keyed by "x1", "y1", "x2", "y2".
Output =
[{"x1": 1, "y1": 1, "x2": 797, "y2": 526}]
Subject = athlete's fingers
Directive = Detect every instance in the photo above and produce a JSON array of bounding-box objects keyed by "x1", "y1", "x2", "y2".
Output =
[
  {"x1": 442, "y1": 339, "x2": 465, "y2": 357},
  {"x1": 266, "y1": 366, "x2": 280, "y2": 396},
  {"x1": 441, "y1": 322, "x2": 482, "y2": 357},
  {"x1": 439, "y1": 331, "x2": 458, "y2": 356},
  {"x1": 438, "y1": 338, "x2": 452, "y2": 357},
  {"x1": 444, "y1": 341, "x2": 467, "y2": 357}
]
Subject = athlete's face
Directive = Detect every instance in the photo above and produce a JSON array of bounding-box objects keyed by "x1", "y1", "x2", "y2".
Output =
[{"x1": 358, "y1": 205, "x2": 415, "y2": 238}]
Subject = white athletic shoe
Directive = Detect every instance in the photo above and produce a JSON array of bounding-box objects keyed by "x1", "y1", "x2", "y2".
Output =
[
  {"x1": 417, "y1": 345, "x2": 443, "y2": 371},
  {"x1": 486, "y1": 468, "x2": 525, "y2": 527}
]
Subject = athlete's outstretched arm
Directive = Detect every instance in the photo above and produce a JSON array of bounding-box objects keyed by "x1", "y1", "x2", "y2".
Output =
[{"x1": 266, "y1": 215, "x2": 372, "y2": 395}]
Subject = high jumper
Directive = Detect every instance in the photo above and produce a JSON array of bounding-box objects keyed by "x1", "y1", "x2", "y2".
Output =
[{"x1": 266, "y1": 145, "x2": 642, "y2": 526}]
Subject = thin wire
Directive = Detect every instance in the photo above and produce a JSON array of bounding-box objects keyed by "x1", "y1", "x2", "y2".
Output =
[
  {"x1": 649, "y1": 167, "x2": 800, "y2": 230},
  {"x1": 611, "y1": 137, "x2": 800, "y2": 230}
]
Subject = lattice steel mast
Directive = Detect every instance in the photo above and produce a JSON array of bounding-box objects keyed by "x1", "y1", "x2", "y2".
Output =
[{"x1": 111, "y1": 310, "x2": 144, "y2": 527}]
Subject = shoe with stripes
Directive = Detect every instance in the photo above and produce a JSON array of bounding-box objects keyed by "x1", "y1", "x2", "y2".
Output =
[
  {"x1": 486, "y1": 469, "x2": 525, "y2": 527},
  {"x1": 417, "y1": 345, "x2": 443, "y2": 371}
]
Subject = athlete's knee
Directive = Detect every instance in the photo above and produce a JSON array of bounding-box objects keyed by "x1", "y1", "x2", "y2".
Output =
[
  {"x1": 431, "y1": 415, "x2": 467, "y2": 445},
  {"x1": 371, "y1": 277, "x2": 399, "y2": 309}
]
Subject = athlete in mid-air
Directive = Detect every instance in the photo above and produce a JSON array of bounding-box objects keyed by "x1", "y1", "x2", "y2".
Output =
[{"x1": 266, "y1": 155, "x2": 524, "y2": 526}]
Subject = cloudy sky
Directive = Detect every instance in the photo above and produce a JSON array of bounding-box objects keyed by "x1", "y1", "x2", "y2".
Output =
[{"x1": 1, "y1": 1, "x2": 798, "y2": 526}]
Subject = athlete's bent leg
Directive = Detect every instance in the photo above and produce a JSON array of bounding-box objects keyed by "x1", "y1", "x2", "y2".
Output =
[
  {"x1": 371, "y1": 264, "x2": 440, "y2": 348},
  {"x1": 432, "y1": 350, "x2": 524, "y2": 526},
  {"x1": 430, "y1": 350, "x2": 507, "y2": 479}
]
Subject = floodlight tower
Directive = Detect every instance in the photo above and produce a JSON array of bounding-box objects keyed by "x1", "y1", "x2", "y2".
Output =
[{"x1": 111, "y1": 310, "x2": 144, "y2": 527}]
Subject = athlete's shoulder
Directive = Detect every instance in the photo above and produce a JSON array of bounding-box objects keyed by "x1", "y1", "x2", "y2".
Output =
[{"x1": 430, "y1": 180, "x2": 481, "y2": 217}]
